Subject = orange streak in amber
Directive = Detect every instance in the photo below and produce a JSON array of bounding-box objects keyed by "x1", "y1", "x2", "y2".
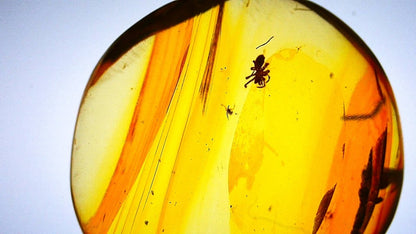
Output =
[
  {"x1": 83, "y1": 19, "x2": 193, "y2": 233},
  {"x1": 320, "y1": 65, "x2": 392, "y2": 233}
]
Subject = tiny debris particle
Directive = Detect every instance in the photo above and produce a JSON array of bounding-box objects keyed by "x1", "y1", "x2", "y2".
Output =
[
  {"x1": 144, "y1": 220, "x2": 149, "y2": 225},
  {"x1": 268, "y1": 206, "x2": 272, "y2": 212},
  {"x1": 151, "y1": 190, "x2": 154, "y2": 195}
]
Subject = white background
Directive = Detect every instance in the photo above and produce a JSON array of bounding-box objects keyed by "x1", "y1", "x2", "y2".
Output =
[{"x1": 0, "y1": 1, "x2": 414, "y2": 233}]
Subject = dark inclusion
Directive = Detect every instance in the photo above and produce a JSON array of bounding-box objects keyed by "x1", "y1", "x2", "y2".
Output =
[
  {"x1": 351, "y1": 128, "x2": 387, "y2": 234},
  {"x1": 312, "y1": 184, "x2": 337, "y2": 234},
  {"x1": 199, "y1": 2, "x2": 224, "y2": 112},
  {"x1": 312, "y1": 128, "x2": 402, "y2": 234}
]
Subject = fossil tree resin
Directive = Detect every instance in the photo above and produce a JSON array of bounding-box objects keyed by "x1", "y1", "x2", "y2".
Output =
[{"x1": 71, "y1": 0, "x2": 403, "y2": 233}]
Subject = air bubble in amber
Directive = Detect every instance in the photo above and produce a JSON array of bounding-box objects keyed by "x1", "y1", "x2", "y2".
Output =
[{"x1": 71, "y1": 0, "x2": 403, "y2": 233}]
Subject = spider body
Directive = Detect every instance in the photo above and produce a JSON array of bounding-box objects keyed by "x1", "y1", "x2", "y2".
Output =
[
  {"x1": 221, "y1": 104, "x2": 235, "y2": 119},
  {"x1": 244, "y1": 55, "x2": 270, "y2": 88}
]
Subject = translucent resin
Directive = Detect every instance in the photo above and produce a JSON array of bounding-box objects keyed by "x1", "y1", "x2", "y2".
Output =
[{"x1": 71, "y1": 0, "x2": 403, "y2": 233}]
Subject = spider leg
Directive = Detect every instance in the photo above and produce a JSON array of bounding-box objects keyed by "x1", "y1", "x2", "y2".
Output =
[
  {"x1": 257, "y1": 79, "x2": 265, "y2": 88},
  {"x1": 246, "y1": 73, "x2": 255, "y2": 79},
  {"x1": 244, "y1": 77, "x2": 255, "y2": 88},
  {"x1": 266, "y1": 75, "x2": 270, "y2": 83},
  {"x1": 262, "y1": 63, "x2": 269, "y2": 70}
]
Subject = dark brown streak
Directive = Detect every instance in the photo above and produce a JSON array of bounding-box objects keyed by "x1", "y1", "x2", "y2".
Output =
[
  {"x1": 342, "y1": 71, "x2": 385, "y2": 121},
  {"x1": 342, "y1": 143, "x2": 346, "y2": 159},
  {"x1": 351, "y1": 128, "x2": 388, "y2": 234},
  {"x1": 352, "y1": 152, "x2": 373, "y2": 234},
  {"x1": 90, "y1": 0, "x2": 228, "y2": 83},
  {"x1": 372, "y1": 128, "x2": 388, "y2": 191},
  {"x1": 256, "y1": 36, "x2": 274, "y2": 49},
  {"x1": 199, "y1": 3, "x2": 224, "y2": 113},
  {"x1": 342, "y1": 101, "x2": 346, "y2": 122},
  {"x1": 343, "y1": 99, "x2": 384, "y2": 121},
  {"x1": 312, "y1": 184, "x2": 337, "y2": 234},
  {"x1": 361, "y1": 128, "x2": 388, "y2": 230}
]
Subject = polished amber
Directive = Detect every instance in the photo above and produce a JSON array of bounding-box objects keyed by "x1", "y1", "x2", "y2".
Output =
[{"x1": 71, "y1": 0, "x2": 403, "y2": 233}]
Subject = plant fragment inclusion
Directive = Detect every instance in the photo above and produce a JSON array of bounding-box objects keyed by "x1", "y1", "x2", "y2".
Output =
[{"x1": 71, "y1": 0, "x2": 403, "y2": 233}]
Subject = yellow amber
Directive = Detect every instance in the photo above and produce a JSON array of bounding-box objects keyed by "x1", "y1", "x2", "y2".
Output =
[{"x1": 71, "y1": 0, "x2": 403, "y2": 233}]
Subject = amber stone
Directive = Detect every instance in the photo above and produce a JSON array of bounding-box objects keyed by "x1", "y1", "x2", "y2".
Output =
[{"x1": 71, "y1": 0, "x2": 403, "y2": 233}]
